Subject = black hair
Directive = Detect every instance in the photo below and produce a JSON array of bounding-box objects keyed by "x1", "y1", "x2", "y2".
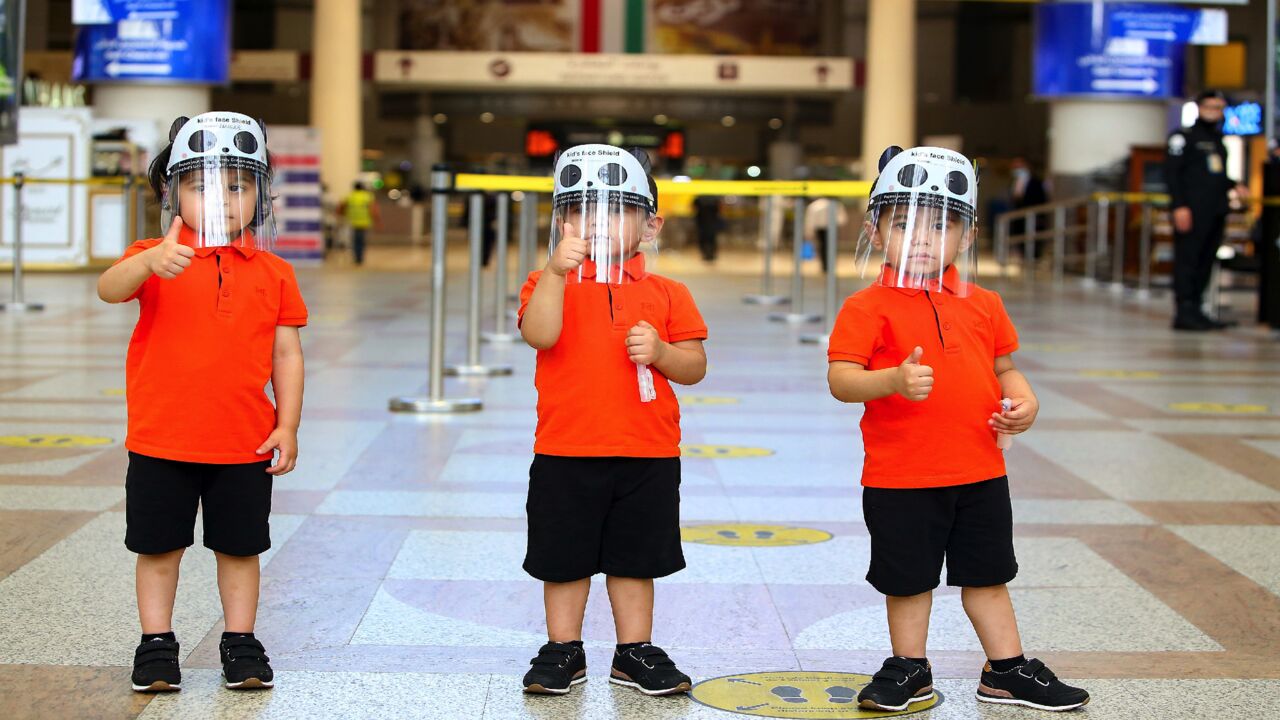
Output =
[
  {"x1": 1196, "y1": 89, "x2": 1228, "y2": 104},
  {"x1": 147, "y1": 115, "x2": 276, "y2": 227},
  {"x1": 353, "y1": 181, "x2": 365, "y2": 191}
]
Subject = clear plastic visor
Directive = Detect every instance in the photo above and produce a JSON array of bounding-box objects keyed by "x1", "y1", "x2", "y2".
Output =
[
  {"x1": 854, "y1": 201, "x2": 977, "y2": 296},
  {"x1": 162, "y1": 164, "x2": 276, "y2": 251},
  {"x1": 549, "y1": 192, "x2": 655, "y2": 284}
]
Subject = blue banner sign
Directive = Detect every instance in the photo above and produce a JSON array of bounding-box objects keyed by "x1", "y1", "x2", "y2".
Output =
[
  {"x1": 72, "y1": 0, "x2": 230, "y2": 84},
  {"x1": 1035, "y1": 3, "x2": 1186, "y2": 99}
]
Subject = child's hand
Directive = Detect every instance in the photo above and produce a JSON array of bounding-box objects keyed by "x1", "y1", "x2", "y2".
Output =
[
  {"x1": 991, "y1": 396, "x2": 1038, "y2": 435},
  {"x1": 894, "y1": 346, "x2": 934, "y2": 402},
  {"x1": 256, "y1": 427, "x2": 298, "y2": 475},
  {"x1": 627, "y1": 321, "x2": 666, "y2": 365},
  {"x1": 147, "y1": 217, "x2": 195, "y2": 280},
  {"x1": 547, "y1": 223, "x2": 588, "y2": 276}
]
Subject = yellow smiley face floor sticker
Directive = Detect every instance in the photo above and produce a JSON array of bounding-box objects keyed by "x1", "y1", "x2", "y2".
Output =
[
  {"x1": 1168, "y1": 402, "x2": 1269, "y2": 415},
  {"x1": 681, "y1": 444, "x2": 775, "y2": 459},
  {"x1": 692, "y1": 671, "x2": 942, "y2": 718},
  {"x1": 682, "y1": 524, "x2": 833, "y2": 547},
  {"x1": 0, "y1": 435, "x2": 115, "y2": 448}
]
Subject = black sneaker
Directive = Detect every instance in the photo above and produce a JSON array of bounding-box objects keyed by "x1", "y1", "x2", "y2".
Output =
[
  {"x1": 608, "y1": 644, "x2": 692, "y2": 696},
  {"x1": 131, "y1": 638, "x2": 181, "y2": 692},
  {"x1": 219, "y1": 635, "x2": 274, "y2": 690},
  {"x1": 977, "y1": 658, "x2": 1090, "y2": 712},
  {"x1": 523, "y1": 642, "x2": 587, "y2": 695},
  {"x1": 857, "y1": 657, "x2": 933, "y2": 711}
]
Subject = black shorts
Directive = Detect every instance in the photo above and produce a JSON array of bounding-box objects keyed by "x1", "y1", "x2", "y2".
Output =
[
  {"x1": 125, "y1": 452, "x2": 273, "y2": 557},
  {"x1": 524, "y1": 455, "x2": 685, "y2": 583},
  {"x1": 862, "y1": 476, "x2": 1017, "y2": 597}
]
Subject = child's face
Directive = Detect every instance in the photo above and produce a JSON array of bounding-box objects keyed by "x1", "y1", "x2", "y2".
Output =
[
  {"x1": 561, "y1": 203, "x2": 661, "y2": 259},
  {"x1": 868, "y1": 205, "x2": 973, "y2": 277},
  {"x1": 176, "y1": 168, "x2": 258, "y2": 238}
]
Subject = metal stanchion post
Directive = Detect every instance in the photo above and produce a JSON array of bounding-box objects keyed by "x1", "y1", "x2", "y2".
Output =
[
  {"x1": 743, "y1": 195, "x2": 788, "y2": 305},
  {"x1": 136, "y1": 174, "x2": 148, "y2": 239},
  {"x1": 1110, "y1": 200, "x2": 1127, "y2": 293},
  {"x1": 1022, "y1": 209, "x2": 1036, "y2": 284},
  {"x1": 1052, "y1": 205, "x2": 1067, "y2": 285},
  {"x1": 1136, "y1": 203, "x2": 1153, "y2": 300},
  {"x1": 446, "y1": 193, "x2": 513, "y2": 377},
  {"x1": 513, "y1": 192, "x2": 537, "y2": 303},
  {"x1": 996, "y1": 215, "x2": 1010, "y2": 278},
  {"x1": 390, "y1": 167, "x2": 482, "y2": 413},
  {"x1": 801, "y1": 199, "x2": 841, "y2": 344},
  {"x1": 1083, "y1": 197, "x2": 1106, "y2": 288},
  {"x1": 2, "y1": 173, "x2": 44, "y2": 313},
  {"x1": 483, "y1": 192, "x2": 515, "y2": 343},
  {"x1": 122, "y1": 174, "x2": 134, "y2": 252},
  {"x1": 769, "y1": 197, "x2": 821, "y2": 324}
]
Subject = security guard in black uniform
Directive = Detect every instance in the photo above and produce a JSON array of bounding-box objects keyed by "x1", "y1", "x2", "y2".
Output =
[{"x1": 1164, "y1": 90, "x2": 1248, "y2": 331}]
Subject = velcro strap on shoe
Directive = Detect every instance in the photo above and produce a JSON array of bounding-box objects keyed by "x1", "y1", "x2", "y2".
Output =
[
  {"x1": 531, "y1": 645, "x2": 575, "y2": 667},
  {"x1": 1021, "y1": 658, "x2": 1055, "y2": 683},
  {"x1": 223, "y1": 637, "x2": 268, "y2": 662},
  {"x1": 631, "y1": 645, "x2": 676, "y2": 667},
  {"x1": 872, "y1": 657, "x2": 920, "y2": 683},
  {"x1": 134, "y1": 641, "x2": 179, "y2": 666}
]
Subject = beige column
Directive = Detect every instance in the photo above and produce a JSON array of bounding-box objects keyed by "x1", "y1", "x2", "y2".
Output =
[
  {"x1": 861, "y1": 0, "x2": 916, "y2": 179},
  {"x1": 311, "y1": 0, "x2": 363, "y2": 202}
]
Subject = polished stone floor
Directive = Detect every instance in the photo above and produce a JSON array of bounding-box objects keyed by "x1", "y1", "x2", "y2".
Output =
[{"x1": 1, "y1": 246, "x2": 1279, "y2": 719}]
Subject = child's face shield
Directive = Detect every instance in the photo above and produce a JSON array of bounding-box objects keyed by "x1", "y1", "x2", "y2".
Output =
[
  {"x1": 549, "y1": 144, "x2": 658, "y2": 285},
  {"x1": 162, "y1": 164, "x2": 276, "y2": 251},
  {"x1": 550, "y1": 193, "x2": 657, "y2": 284},
  {"x1": 854, "y1": 200, "x2": 976, "y2": 296},
  {"x1": 162, "y1": 112, "x2": 275, "y2": 251}
]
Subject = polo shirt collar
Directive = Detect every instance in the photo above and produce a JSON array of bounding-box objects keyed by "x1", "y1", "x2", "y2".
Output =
[
  {"x1": 180, "y1": 225, "x2": 258, "y2": 258},
  {"x1": 581, "y1": 253, "x2": 647, "y2": 282},
  {"x1": 878, "y1": 263, "x2": 963, "y2": 296}
]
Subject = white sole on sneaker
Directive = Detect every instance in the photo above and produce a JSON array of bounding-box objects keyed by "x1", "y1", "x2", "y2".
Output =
[
  {"x1": 524, "y1": 675, "x2": 587, "y2": 695},
  {"x1": 132, "y1": 681, "x2": 180, "y2": 692},
  {"x1": 608, "y1": 675, "x2": 692, "y2": 696},
  {"x1": 976, "y1": 692, "x2": 1089, "y2": 712},
  {"x1": 858, "y1": 690, "x2": 935, "y2": 712},
  {"x1": 225, "y1": 676, "x2": 274, "y2": 690}
]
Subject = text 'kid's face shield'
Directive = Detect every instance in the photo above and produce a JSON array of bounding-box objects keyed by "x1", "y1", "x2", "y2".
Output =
[
  {"x1": 550, "y1": 144, "x2": 657, "y2": 285},
  {"x1": 854, "y1": 146, "x2": 979, "y2": 297},
  {"x1": 162, "y1": 112, "x2": 276, "y2": 251}
]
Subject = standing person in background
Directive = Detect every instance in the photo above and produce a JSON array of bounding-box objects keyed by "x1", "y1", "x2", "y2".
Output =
[
  {"x1": 338, "y1": 181, "x2": 381, "y2": 266},
  {"x1": 693, "y1": 195, "x2": 723, "y2": 263},
  {"x1": 806, "y1": 197, "x2": 849, "y2": 274},
  {"x1": 1008, "y1": 158, "x2": 1049, "y2": 258},
  {"x1": 1164, "y1": 90, "x2": 1249, "y2": 331}
]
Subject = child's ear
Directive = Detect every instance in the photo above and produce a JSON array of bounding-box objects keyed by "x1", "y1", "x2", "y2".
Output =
[
  {"x1": 643, "y1": 214, "x2": 664, "y2": 241},
  {"x1": 864, "y1": 219, "x2": 884, "y2": 249}
]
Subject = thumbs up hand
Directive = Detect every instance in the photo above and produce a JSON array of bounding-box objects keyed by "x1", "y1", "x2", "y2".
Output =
[
  {"x1": 894, "y1": 346, "x2": 934, "y2": 402},
  {"x1": 147, "y1": 217, "x2": 196, "y2": 280}
]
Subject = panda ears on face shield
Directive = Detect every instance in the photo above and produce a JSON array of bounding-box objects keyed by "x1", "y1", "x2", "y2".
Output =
[{"x1": 168, "y1": 116, "x2": 190, "y2": 143}]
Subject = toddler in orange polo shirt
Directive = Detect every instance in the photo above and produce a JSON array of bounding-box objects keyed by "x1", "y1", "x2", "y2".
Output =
[
  {"x1": 827, "y1": 146, "x2": 1089, "y2": 713},
  {"x1": 517, "y1": 145, "x2": 707, "y2": 697},
  {"x1": 97, "y1": 113, "x2": 306, "y2": 694}
]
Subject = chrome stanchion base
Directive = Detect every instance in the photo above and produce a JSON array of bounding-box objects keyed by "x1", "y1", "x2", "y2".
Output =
[
  {"x1": 798, "y1": 333, "x2": 830, "y2": 345},
  {"x1": 389, "y1": 396, "x2": 483, "y2": 414},
  {"x1": 1080, "y1": 277, "x2": 1098, "y2": 289},
  {"x1": 481, "y1": 332, "x2": 517, "y2": 344},
  {"x1": 0, "y1": 302, "x2": 44, "y2": 312},
  {"x1": 1108, "y1": 282, "x2": 1126, "y2": 294},
  {"x1": 743, "y1": 294, "x2": 789, "y2": 305},
  {"x1": 445, "y1": 364, "x2": 514, "y2": 377},
  {"x1": 768, "y1": 312, "x2": 822, "y2": 324}
]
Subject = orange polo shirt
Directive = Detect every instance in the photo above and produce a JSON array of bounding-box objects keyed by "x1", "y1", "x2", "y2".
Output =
[
  {"x1": 828, "y1": 265, "x2": 1019, "y2": 489},
  {"x1": 518, "y1": 256, "x2": 707, "y2": 458},
  {"x1": 115, "y1": 227, "x2": 308, "y2": 464}
]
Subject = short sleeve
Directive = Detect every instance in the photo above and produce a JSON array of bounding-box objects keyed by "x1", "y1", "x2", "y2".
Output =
[
  {"x1": 827, "y1": 295, "x2": 881, "y2": 365},
  {"x1": 277, "y1": 262, "x2": 308, "y2": 327},
  {"x1": 665, "y1": 281, "x2": 707, "y2": 343},
  {"x1": 991, "y1": 293, "x2": 1019, "y2": 356},
  {"x1": 112, "y1": 239, "x2": 161, "y2": 302},
  {"x1": 516, "y1": 270, "x2": 541, "y2": 329}
]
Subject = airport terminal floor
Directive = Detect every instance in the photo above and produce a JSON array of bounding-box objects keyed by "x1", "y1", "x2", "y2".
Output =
[{"x1": 2, "y1": 247, "x2": 1279, "y2": 719}]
